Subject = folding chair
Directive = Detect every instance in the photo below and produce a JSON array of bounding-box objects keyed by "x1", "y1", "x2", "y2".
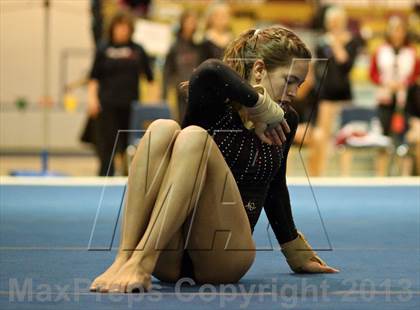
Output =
[
  {"x1": 126, "y1": 101, "x2": 172, "y2": 166},
  {"x1": 128, "y1": 101, "x2": 172, "y2": 146},
  {"x1": 338, "y1": 106, "x2": 391, "y2": 176}
]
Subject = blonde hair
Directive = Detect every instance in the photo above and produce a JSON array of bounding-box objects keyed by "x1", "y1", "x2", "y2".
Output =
[
  {"x1": 193, "y1": 0, "x2": 231, "y2": 43},
  {"x1": 204, "y1": 0, "x2": 231, "y2": 31},
  {"x1": 180, "y1": 25, "x2": 311, "y2": 116},
  {"x1": 324, "y1": 6, "x2": 347, "y2": 31},
  {"x1": 222, "y1": 25, "x2": 311, "y2": 126},
  {"x1": 386, "y1": 15, "x2": 409, "y2": 46},
  {"x1": 223, "y1": 25, "x2": 311, "y2": 80}
]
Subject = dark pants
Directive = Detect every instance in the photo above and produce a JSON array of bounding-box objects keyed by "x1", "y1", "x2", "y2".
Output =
[
  {"x1": 377, "y1": 100, "x2": 408, "y2": 144},
  {"x1": 378, "y1": 103, "x2": 396, "y2": 136},
  {"x1": 94, "y1": 107, "x2": 130, "y2": 176}
]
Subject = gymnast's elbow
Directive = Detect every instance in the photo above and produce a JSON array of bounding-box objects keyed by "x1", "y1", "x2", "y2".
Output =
[{"x1": 189, "y1": 58, "x2": 225, "y2": 84}]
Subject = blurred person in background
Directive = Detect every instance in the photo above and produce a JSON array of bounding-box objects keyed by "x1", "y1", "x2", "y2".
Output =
[
  {"x1": 162, "y1": 9, "x2": 204, "y2": 122},
  {"x1": 291, "y1": 64, "x2": 325, "y2": 176},
  {"x1": 407, "y1": 1, "x2": 420, "y2": 176},
  {"x1": 406, "y1": 75, "x2": 420, "y2": 175},
  {"x1": 315, "y1": 6, "x2": 361, "y2": 175},
  {"x1": 200, "y1": 1, "x2": 234, "y2": 60},
  {"x1": 87, "y1": 12, "x2": 154, "y2": 176},
  {"x1": 370, "y1": 16, "x2": 419, "y2": 175},
  {"x1": 370, "y1": 16, "x2": 419, "y2": 141}
]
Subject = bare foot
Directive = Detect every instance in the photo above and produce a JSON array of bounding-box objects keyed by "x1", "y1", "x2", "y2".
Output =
[
  {"x1": 90, "y1": 256, "x2": 129, "y2": 292},
  {"x1": 101, "y1": 259, "x2": 152, "y2": 293}
]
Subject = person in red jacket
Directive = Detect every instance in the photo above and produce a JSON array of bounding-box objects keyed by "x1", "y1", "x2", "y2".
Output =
[{"x1": 370, "y1": 16, "x2": 420, "y2": 140}]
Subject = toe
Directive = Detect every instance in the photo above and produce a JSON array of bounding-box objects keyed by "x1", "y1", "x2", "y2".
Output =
[
  {"x1": 90, "y1": 281, "x2": 103, "y2": 292},
  {"x1": 89, "y1": 278, "x2": 101, "y2": 291},
  {"x1": 99, "y1": 285, "x2": 109, "y2": 293},
  {"x1": 127, "y1": 281, "x2": 146, "y2": 293},
  {"x1": 101, "y1": 281, "x2": 118, "y2": 293},
  {"x1": 107, "y1": 282, "x2": 121, "y2": 293}
]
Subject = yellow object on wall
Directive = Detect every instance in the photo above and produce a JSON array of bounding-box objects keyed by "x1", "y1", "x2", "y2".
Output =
[{"x1": 64, "y1": 93, "x2": 78, "y2": 112}]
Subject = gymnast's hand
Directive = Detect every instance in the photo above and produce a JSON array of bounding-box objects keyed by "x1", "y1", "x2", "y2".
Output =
[
  {"x1": 247, "y1": 85, "x2": 290, "y2": 145},
  {"x1": 264, "y1": 119, "x2": 291, "y2": 146},
  {"x1": 281, "y1": 231, "x2": 340, "y2": 274},
  {"x1": 299, "y1": 260, "x2": 340, "y2": 273}
]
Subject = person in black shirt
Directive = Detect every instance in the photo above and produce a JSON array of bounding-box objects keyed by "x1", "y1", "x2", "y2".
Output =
[
  {"x1": 88, "y1": 12, "x2": 154, "y2": 176},
  {"x1": 314, "y1": 6, "x2": 361, "y2": 174},
  {"x1": 162, "y1": 9, "x2": 204, "y2": 122},
  {"x1": 200, "y1": 1, "x2": 234, "y2": 60},
  {"x1": 90, "y1": 26, "x2": 338, "y2": 294}
]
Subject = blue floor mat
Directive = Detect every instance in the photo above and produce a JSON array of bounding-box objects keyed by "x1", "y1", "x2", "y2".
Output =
[{"x1": 0, "y1": 184, "x2": 419, "y2": 309}]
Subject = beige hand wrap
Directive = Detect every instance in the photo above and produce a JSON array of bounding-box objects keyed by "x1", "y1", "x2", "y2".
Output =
[
  {"x1": 281, "y1": 231, "x2": 327, "y2": 273},
  {"x1": 245, "y1": 85, "x2": 285, "y2": 133}
]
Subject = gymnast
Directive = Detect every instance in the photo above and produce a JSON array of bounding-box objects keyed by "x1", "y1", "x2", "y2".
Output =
[{"x1": 90, "y1": 25, "x2": 339, "y2": 293}]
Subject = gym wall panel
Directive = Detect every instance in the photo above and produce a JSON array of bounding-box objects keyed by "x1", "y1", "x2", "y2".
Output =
[
  {"x1": 0, "y1": 0, "x2": 92, "y2": 106},
  {"x1": 0, "y1": 110, "x2": 87, "y2": 151}
]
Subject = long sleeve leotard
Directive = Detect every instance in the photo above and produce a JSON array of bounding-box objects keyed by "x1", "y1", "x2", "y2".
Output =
[{"x1": 182, "y1": 59, "x2": 299, "y2": 245}]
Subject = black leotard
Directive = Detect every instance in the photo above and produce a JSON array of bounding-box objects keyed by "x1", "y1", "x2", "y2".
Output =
[{"x1": 182, "y1": 59, "x2": 298, "y2": 245}]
